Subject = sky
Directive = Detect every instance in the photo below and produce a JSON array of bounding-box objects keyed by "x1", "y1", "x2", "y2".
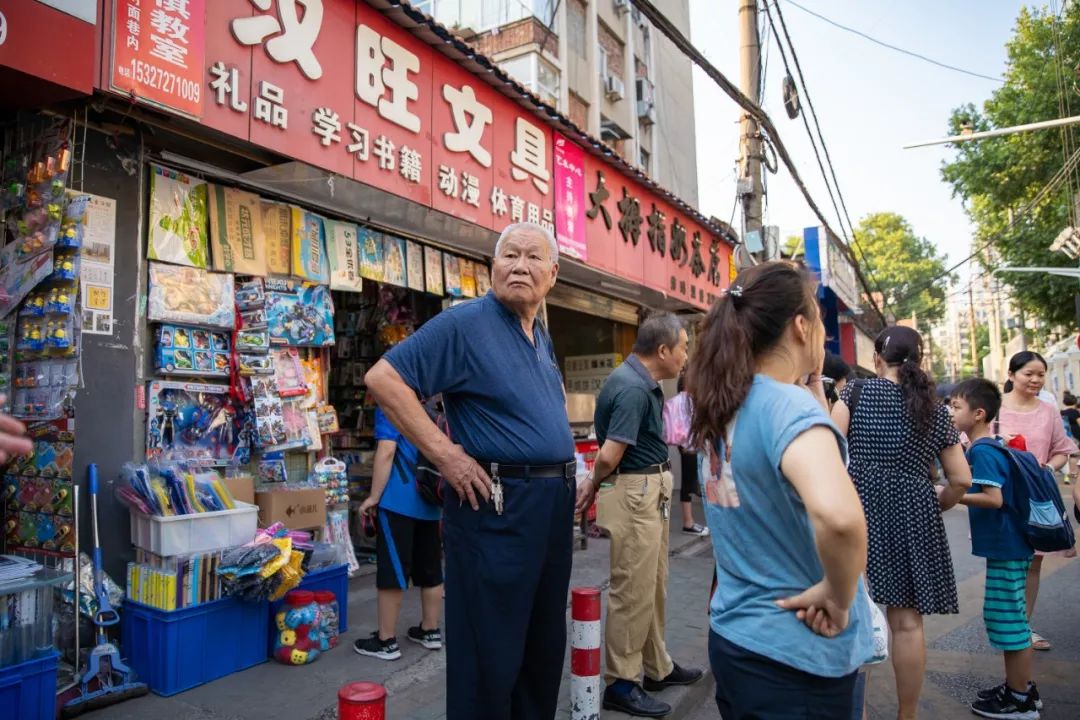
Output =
[{"x1": 686, "y1": 0, "x2": 1028, "y2": 273}]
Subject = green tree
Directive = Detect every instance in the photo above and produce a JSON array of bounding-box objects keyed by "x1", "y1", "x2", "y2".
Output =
[
  {"x1": 941, "y1": 5, "x2": 1080, "y2": 328},
  {"x1": 856, "y1": 212, "x2": 953, "y2": 324}
]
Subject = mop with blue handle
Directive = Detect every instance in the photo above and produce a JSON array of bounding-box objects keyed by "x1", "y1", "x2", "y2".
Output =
[{"x1": 62, "y1": 463, "x2": 148, "y2": 716}]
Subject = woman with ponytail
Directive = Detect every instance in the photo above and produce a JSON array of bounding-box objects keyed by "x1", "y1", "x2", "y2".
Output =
[
  {"x1": 688, "y1": 261, "x2": 873, "y2": 718},
  {"x1": 832, "y1": 326, "x2": 971, "y2": 720}
]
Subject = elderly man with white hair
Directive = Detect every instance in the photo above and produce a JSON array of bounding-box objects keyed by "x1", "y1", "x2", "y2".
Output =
[{"x1": 365, "y1": 222, "x2": 577, "y2": 720}]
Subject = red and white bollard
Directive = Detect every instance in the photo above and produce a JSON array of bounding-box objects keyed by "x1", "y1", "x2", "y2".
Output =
[
  {"x1": 338, "y1": 682, "x2": 386, "y2": 720},
  {"x1": 570, "y1": 587, "x2": 602, "y2": 720}
]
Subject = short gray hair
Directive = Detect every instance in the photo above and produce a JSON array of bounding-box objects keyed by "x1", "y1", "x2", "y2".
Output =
[
  {"x1": 494, "y1": 222, "x2": 559, "y2": 262},
  {"x1": 633, "y1": 312, "x2": 684, "y2": 356}
]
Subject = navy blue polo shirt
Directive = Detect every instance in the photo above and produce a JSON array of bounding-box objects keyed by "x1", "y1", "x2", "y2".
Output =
[
  {"x1": 384, "y1": 290, "x2": 575, "y2": 466},
  {"x1": 594, "y1": 354, "x2": 669, "y2": 472}
]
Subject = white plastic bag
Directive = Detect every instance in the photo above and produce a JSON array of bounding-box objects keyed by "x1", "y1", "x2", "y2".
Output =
[{"x1": 863, "y1": 579, "x2": 889, "y2": 665}]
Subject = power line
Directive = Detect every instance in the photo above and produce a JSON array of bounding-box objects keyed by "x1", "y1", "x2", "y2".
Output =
[
  {"x1": 782, "y1": 0, "x2": 1004, "y2": 84},
  {"x1": 892, "y1": 143, "x2": 1080, "y2": 307},
  {"x1": 629, "y1": 0, "x2": 888, "y2": 325},
  {"x1": 763, "y1": 0, "x2": 891, "y2": 313}
]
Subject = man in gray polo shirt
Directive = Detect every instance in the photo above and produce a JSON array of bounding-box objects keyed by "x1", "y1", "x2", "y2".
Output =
[{"x1": 577, "y1": 313, "x2": 703, "y2": 717}]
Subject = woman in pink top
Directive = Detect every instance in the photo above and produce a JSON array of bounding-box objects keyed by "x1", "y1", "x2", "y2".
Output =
[{"x1": 997, "y1": 351, "x2": 1077, "y2": 651}]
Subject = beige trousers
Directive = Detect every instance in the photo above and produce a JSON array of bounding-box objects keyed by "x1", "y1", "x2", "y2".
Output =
[{"x1": 596, "y1": 469, "x2": 675, "y2": 685}]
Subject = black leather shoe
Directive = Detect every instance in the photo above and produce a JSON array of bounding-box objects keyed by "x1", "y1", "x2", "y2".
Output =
[
  {"x1": 642, "y1": 662, "x2": 705, "y2": 691},
  {"x1": 602, "y1": 684, "x2": 672, "y2": 717}
]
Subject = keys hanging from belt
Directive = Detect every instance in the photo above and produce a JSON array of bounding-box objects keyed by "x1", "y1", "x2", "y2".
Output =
[
  {"x1": 490, "y1": 463, "x2": 504, "y2": 516},
  {"x1": 660, "y1": 495, "x2": 670, "y2": 520}
]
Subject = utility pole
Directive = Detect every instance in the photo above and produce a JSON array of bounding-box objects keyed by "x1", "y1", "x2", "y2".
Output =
[
  {"x1": 968, "y1": 283, "x2": 980, "y2": 376},
  {"x1": 738, "y1": 1, "x2": 764, "y2": 247}
]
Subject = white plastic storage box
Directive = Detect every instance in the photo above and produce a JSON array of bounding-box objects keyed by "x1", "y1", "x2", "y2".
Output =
[{"x1": 130, "y1": 502, "x2": 258, "y2": 556}]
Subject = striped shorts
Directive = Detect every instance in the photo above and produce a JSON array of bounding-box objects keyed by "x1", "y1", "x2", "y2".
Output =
[{"x1": 983, "y1": 558, "x2": 1033, "y2": 652}]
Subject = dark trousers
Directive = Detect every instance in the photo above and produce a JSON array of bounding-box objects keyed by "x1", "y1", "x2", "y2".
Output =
[
  {"x1": 709, "y1": 630, "x2": 857, "y2": 720},
  {"x1": 443, "y1": 474, "x2": 574, "y2": 720}
]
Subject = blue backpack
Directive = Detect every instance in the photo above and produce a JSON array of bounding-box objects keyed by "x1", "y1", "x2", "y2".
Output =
[{"x1": 970, "y1": 438, "x2": 1076, "y2": 553}]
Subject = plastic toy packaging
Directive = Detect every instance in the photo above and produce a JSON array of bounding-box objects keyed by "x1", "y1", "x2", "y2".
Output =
[
  {"x1": 155, "y1": 323, "x2": 230, "y2": 377},
  {"x1": 45, "y1": 284, "x2": 76, "y2": 315},
  {"x1": 236, "y1": 330, "x2": 269, "y2": 353},
  {"x1": 239, "y1": 353, "x2": 273, "y2": 376},
  {"x1": 240, "y1": 308, "x2": 267, "y2": 329},
  {"x1": 147, "y1": 262, "x2": 235, "y2": 329},
  {"x1": 45, "y1": 314, "x2": 74, "y2": 350},
  {"x1": 17, "y1": 317, "x2": 45, "y2": 352},
  {"x1": 235, "y1": 278, "x2": 265, "y2": 310},
  {"x1": 311, "y1": 457, "x2": 348, "y2": 507},
  {"x1": 272, "y1": 348, "x2": 306, "y2": 397},
  {"x1": 19, "y1": 291, "x2": 47, "y2": 317},
  {"x1": 50, "y1": 249, "x2": 79, "y2": 282},
  {"x1": 145, "y1": 380, "x2": 254, "y2": 466},
  {"x1": 15, "y1": 222, "x2": 59, "y2": 261}
]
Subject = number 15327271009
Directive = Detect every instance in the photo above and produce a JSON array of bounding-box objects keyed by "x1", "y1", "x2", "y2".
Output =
[{"x1": 118, "y1": 59, "x2": 201, "y2": 105}]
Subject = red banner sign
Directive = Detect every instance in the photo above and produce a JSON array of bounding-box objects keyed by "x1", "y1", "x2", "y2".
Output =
[
  {"x1": 102, "y1": 0, "x2": 726, "y2": 309},
  {"x1": 110, "y1": 0, "x2": 206, "y2": 118}
]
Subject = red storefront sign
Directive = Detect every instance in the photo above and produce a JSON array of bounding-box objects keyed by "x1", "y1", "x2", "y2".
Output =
[
  {"x1": 0, "y1": 0, "x2": 95, "y2": 95},
  {"x1": 110, "y1": 0, "x2": 206, "y2": 118},
  {"x1": 101, "y1": 0, "x2": 726, "y2": 308},
  {"x1": 581, "y1": 153, "x2": 728, "y2": 311}
]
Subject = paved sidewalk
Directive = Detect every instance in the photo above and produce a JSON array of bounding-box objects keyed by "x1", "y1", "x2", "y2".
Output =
[{"x1": 85, "y1": 508, "x2": 716, "y2": 720}]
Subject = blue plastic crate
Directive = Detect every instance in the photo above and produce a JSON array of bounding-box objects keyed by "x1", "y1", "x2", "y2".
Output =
[
  {"x1": 268, "y1": 564, "x2": 349, "y2": 655},
  {"x1": 0, "y1": 650, "x2": 59, "y2": 720},
  {"x1": 122, "y1": 597, "x2": 267, "y2": 697}
]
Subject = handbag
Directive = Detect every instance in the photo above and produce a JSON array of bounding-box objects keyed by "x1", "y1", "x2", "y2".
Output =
[{"x1": 863, "y1": 578, "x2": 889, "y2": 665}]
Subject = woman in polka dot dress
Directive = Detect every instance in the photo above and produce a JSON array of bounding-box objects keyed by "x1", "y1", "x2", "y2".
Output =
[{"x1": 832, "y1": 326, "x2": 972, "y2": 720}]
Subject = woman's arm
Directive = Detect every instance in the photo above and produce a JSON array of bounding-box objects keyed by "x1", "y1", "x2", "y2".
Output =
[
  {"x1": 831, "y1": 400, "x2": 851, "y2": 438},
  {"x1": 937, "y1": 443, "x2": 973, "y2": 511},
  {"x1": 776, "y1": 426, "x2": 866, "y2": 637}
]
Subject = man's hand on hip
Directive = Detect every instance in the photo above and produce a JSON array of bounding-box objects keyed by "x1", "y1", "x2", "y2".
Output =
[
  {"x1": 575, "y1": 474, "x2": 599, "y2": 514},
  {"x1": 438, "y1": 444, "x2": 492, "y2": 510}
]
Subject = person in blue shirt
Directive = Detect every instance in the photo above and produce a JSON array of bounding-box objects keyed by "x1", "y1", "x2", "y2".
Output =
[
  {"x1": 949, "y1": 378, "x2": 1041, "y2": 719},
  {"x1": 683, "y1": 261, "x2": 874, "y2": 719},
  {"x1": 353, "y1": 405, "x2": 444, "y2": 662},
  {"x1": 364, "y1": 222, "x2": 576, "y2": 720}
]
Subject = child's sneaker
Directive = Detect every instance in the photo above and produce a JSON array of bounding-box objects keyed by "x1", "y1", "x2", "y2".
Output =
[
  {"x1": 977, "y1": 682, "x2": 1042, "y2": 710},
  {"x1": 353, "y1": 632, "x2": 401, "y2": 661},
  {"x1": 971, "y1": 684, "x2": 1040, "y2": 719},
  {"x1": 407, "y1": 624, "x2": 443, "y2": 650}
]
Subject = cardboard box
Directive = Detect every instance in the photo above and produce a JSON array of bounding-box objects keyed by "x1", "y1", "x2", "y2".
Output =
[
  {"x1": 223, "y1": 475, "x2": 255, "y2": 506},
  {"x1": 255, "y1": 488, "x2": 326, "y2": 530}
]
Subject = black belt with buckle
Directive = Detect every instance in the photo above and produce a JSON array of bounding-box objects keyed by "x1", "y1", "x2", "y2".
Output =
[
  {"x1": 624, "y1": 460, "x2": 671, "y2": 475},
  {"x1": 477, "y1": 460, "x2": 577, "y2": 480}
]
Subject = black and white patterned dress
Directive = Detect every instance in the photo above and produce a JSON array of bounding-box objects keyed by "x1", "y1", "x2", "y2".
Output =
[{"x1": 841, "y1": 378, "x2": 960, "y2": 615}]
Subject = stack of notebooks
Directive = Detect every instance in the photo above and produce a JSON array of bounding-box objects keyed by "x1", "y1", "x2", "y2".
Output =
[
  {"x1": 126, "y1": 550, "x2": 222, "y2": 611},
  {"x1": 0, "y1": 555, "x2": 42, "y2": 588}
]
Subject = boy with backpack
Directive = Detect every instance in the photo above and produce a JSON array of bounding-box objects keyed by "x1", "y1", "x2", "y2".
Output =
[{"x1": 949, "y1": 378, "x2": 1041, "y2": 719}]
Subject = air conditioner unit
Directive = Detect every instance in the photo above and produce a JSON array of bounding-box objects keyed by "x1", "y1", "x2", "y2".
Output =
[
  {"x1": 605, "y1": 74, "x2": 626, "y2": 101},
  {"x1": 635, "y1": 77, "x2": 654, "y2": 105},
  {"x1": 637, "y1": 101, "x2": 656, "y2": 125},
  {"x1": 614, "y1": 0, "x2": 631, "y2": 15}
]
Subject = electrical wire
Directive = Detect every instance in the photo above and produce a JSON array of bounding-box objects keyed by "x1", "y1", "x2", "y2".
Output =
[
  {"x1": 763, "y1": 0, "x2": 892, "y2": 313},
  {"x1": 781, "y1": 0, "x2": 1004, "y2": 84},
  {"x1": 629, "y1": 0, "x2": 888, "y2": 325},
  {"x1": 892, "y1": 143, "x2": 1080, "y2": 307}
]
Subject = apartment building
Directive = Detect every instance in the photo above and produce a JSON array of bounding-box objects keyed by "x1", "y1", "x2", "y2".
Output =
[{"x1": 414, "y1": 0, "x2": 700, "y2": 206}]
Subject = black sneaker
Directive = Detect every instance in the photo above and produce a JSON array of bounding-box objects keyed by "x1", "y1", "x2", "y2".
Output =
[
  {"x1": 971, "y1": 685, "x2": 1040, "y2": 719},
  {"x1": 681, "y1": 523, "x2": 710, "y2": 537},
  {"x1": 642, "y1": 662, "x2": 705, "y2": 691},
  {"x1": 407, "y1": 624, "x2": 443, "y2": 650},
  {"x1": 977, "y1": 682, "x2": 1042, "y2": 711},
  {"x1": 602, "y1": 684, "x2": 671, "y2": 718},
  {"x1": 353, "y1": 632, "x2": 401, "y2": 661}
]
